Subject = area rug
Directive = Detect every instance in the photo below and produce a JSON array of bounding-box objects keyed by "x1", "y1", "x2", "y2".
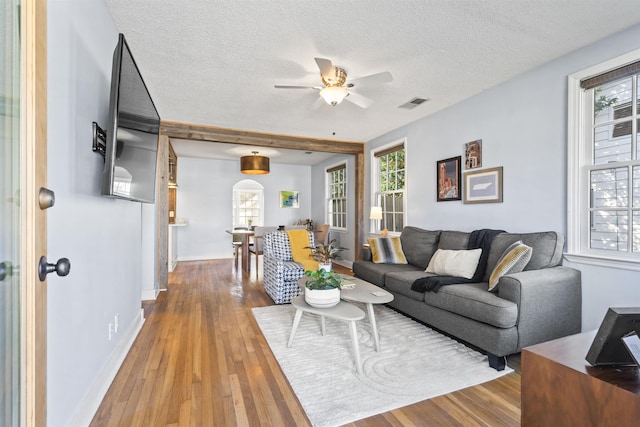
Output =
[{"x1": 252, "y1": 303, "x2": 513, "y2": 427}]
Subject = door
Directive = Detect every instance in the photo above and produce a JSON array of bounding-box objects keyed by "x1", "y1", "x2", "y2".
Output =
[
  {"x1": 1, "y1": 1, "x2": 22, "y2": 424},
  {"x1": 1, "y1": 0, "x2": 48, "y2": 425}
]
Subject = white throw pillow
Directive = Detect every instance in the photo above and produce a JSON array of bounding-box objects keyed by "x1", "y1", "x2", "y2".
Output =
[{"x1": 425, "y1": 248, "x2": 483, "y2": 279}]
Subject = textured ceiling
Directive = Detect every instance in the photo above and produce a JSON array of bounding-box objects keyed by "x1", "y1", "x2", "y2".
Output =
[{"x1": 104, "y1": 0, "x2": 640, "y2": 162}]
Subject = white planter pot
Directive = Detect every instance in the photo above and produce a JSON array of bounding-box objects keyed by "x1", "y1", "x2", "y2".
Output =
[
  {"x1": 319, "y1": 263, "x2": 332, "y2": 272},
  {"x1": 304, "y1": 287, "x2": 340, "y2": 308}
]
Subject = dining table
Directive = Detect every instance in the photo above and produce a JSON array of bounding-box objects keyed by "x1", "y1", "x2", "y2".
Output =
[{"x1": 226, "y1": 229, "x2": 254, "y2": 272}]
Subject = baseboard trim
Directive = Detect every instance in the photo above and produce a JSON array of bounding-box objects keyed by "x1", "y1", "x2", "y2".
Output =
[
  {"x1": 141, "y1": 288, "x2": 161, "y2": 301},
  {"x1": 174, "y1": 256, "x2": 354, "y2": 269},
  {"x1": 68, "y1": 309, "x2": 145, "y2": 427},
  {"x1": 334, "y1": 259, "x2": 353, "y2": 269},
  {"x1": 177, "y1": 254, "x2": 229, "y2": 262}
]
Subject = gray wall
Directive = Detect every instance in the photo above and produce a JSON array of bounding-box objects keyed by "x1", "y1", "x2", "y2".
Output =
[
  {"x1": 310, "y1": 154, "x2": 356, "y2": 266},
  {"x1": 365, "y1": 24, "x2": 640, "y2": 331},
  {"x1": 48, "y1": 0, "x2": 149, "y2": 425},
  {"x1": 176, "y1": 157, "x2": 313, "y2": 260}
]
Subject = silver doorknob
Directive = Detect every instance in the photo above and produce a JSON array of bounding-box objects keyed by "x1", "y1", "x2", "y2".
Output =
[
  {"x1": 0, "y1": 261, "x2": 10, "y2": 282},
  {"x1": 38, "y1": 256, "x2": 70, "y2": 281},
  {"x1": 38, "y1": 187, "x2": 55, "y2": 210}
]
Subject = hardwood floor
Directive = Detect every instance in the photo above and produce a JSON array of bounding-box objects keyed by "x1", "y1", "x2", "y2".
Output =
[{"x1": 91, "y1": 259, "x2": 521, "y2": 426}]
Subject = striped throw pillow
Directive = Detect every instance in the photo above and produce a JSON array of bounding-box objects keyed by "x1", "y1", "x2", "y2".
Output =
[
  {"x1": 368, "y1": 237, "x2": 408, "y2": 264},
  {"x1": 488, "y1": 240, "x2": 532, "y2": 291}
]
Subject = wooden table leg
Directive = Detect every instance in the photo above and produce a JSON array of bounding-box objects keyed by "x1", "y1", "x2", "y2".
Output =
[{"x1": 241, "y1": 234, "x2": 250, "y2": 271}]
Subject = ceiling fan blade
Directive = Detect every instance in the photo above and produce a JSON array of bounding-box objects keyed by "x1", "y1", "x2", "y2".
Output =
[
  {"x1": 345, "y1": 91, "x2": 373, "y2": 109},
  {"x1": 314, "y1": 57, "x2": 334, "y2": 78},
  {"x1": 348, "y1": 71, "x2": 393, "y2": 87},
  {"x1": 274, "y1": 84, "x2": 323, "y2": 90},
  {"x1": 311, "y1": 96, "x2": 326, "y2": 110}
]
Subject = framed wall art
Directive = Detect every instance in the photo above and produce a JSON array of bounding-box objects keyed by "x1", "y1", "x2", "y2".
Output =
[
  {"x1": 465, "y1": 139, "x2": 482, "y2": 169},
  {"x1": 437, "y1": 156, "x2": 461, "y2": 201},
  {"x1": 463, "y1": 167, "x2": 503, "y2": 204},
  {"x1": 279, "y1": 190, "x2": 299, "y2": 208}
]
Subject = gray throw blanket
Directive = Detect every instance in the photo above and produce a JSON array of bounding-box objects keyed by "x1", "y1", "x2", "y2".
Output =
[{"x1": 410, "y1": 229, "x2": 505, "y2": 293}]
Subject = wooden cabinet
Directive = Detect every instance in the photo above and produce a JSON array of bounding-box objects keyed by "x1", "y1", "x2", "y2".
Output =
[{"x1": 522, "y1": 331, "x2": 640, "y2": 427}]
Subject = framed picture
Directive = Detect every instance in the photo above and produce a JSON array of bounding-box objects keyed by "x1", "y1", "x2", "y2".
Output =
[
  {"x1": 463, "y1": 167, "x2": 503, "y2": 204},
  {"x1": 279, "y1": 190, "x2": 299, "y2": 208},
  {"x1": 465, "y1": 139, "x2": 482, "y2": 169},
  {"x1": 437, "y1": 156, "x2": 461, "y2": 201}
]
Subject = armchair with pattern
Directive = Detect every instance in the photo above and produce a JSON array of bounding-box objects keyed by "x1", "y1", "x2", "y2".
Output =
[{"x1": 262, "y1": 230, "x2": 315, "y2": 304}]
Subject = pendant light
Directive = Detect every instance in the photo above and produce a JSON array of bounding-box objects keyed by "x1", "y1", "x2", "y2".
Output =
[{"x1": 240, "y1": 151, "x2": 270, "y2": 174}]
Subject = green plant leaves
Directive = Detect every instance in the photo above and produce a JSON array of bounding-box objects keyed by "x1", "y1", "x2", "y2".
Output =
[{"x1": 304, "y1": 269, "x2": 343, "y2": 290}]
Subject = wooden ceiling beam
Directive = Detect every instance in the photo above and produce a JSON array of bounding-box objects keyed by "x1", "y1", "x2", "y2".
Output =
[{"x1": 160, "y1": 120, "x2": 364, "y2": 155}]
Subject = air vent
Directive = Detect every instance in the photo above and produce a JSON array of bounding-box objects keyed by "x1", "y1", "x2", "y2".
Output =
[{"x1": 399, "y1": 97, "x2": 429, "y2": 110}]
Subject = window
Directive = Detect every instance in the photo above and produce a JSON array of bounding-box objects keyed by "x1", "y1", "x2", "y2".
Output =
[
  {"x1": 232, "y1": 180, "x2": 264, "y2": 227},
  {"x1": 327, "y1": 163, "x2": 347, "y2": 229},
  {"x1": 372, "y1": 141, "x2": 406, "y2": 233},
  {"x1": 567, "y1": 52, "x2": 640, "y2": 270}
]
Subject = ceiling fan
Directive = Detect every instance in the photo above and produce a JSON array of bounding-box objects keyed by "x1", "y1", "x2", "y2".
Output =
[{"x1": 274, "y1": 57, "x2": 393, "y2": 108}]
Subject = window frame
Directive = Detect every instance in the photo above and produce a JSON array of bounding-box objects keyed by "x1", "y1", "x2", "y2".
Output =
[
  {"x1": 232, "y1": 187, "x2": 264, "y2": 227},
  {"x1": 566, "y1": 48, "x2": 640, "y2": 271},
  {"x1": 325, "y1": 162, "x2": 348, "y2": 231},
  {"x1": 371, "y1": 138, "x2": 407, "y2": 235}
]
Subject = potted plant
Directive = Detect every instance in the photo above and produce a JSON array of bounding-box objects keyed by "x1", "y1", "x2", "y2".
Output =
[
  {"x1": 303, "y1": 268, "x2": 343, "y2": 308},
  {"x1": 306, "y1": 239, "x2": 347, "y2": 271}
]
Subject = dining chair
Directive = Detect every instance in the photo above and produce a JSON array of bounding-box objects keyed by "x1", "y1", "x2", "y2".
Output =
[
  {"x1": 232, "y1": 226, "x2": 249, "y2": 268},
  {"x1": 285, "y1": 225, "x2": 306, "y2": 230},
  {"x1": 248, "y1": 226, "x2": 278, "y2": 276}
]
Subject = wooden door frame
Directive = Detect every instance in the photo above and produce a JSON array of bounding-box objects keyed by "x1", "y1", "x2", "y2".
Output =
[
  {"x1": 21, "y1": 0, "x2": 47, "y2": 425},
  {"x1": 156, "y1": 121, "x2": 365, "y2": 288}
]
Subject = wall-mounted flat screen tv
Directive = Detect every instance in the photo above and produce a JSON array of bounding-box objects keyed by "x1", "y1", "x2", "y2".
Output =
[{"x1": 101, "y1": 33, "x2": 160, "y2": 203}]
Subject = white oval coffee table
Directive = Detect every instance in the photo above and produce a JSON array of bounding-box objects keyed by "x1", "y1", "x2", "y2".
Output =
[
  {"x1": 338, "y1": 275, "x2": 394, "y2": 352},
  {"x1": 287, "y1": 295, "x2": 365, "y2": 374}
]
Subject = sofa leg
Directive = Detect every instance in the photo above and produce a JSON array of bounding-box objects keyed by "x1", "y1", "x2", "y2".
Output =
[{"x1": 488, "y1": 353, "x2": 506, "y2": 371}]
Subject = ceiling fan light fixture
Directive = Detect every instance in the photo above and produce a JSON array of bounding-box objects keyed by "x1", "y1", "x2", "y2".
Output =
[
  {"x1": 320, "y1": 86, "x2": 349, "y2": 106},
  {"x1": 240, "y1": 151, "x2": 270, "y2": 174}
]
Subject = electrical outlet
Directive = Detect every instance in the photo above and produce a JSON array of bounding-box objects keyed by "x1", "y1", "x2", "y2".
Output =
[
  {"x1": 108, "y1": 323, "x2": 114, "y2": 340},
  {"x1": 114, "y1": 313, "x2": 119, "y2": 333}
]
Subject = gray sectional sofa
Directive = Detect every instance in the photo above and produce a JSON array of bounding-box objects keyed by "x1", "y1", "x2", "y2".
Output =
[{"x1": 352, "y1": 226, "x2": 582, "y2": 370}]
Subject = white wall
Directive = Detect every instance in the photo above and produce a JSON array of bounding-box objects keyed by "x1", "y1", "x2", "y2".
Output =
[
  {"x1": 176, "y1": 157, "x2": 312, "y2": 260},
  {"x1": 47, "y1": 1, "x2": 147, "y2": 425},
  {"x1": 366, "y1": 24, "x2": 640, "y2": 332}
]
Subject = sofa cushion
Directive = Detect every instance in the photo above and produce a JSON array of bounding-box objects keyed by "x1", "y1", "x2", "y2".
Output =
[
  {"x1": 423, "y1": 282, "x2": 518, "y2": 328},
  {"x1": 400, "y1": 227, "x2": 441, "y2": 268},
  {"x1": 488, "y1": 240, "x2": 532, "y2": 291},
  {"x1": 368, "y1": 237, "x2": 408, "y2": 264},
  {"x1": 352, "y1": 260, "x2": 421, "y2": 287},
  {"x1": 384, "y1": 270, "x2": 433, "y2": 301},
  {"x1": 425, "y1": 248, "x2": 482, "y2": 279},
  {"x1": 484, "y1": 232, "x2": 565, "y2": 281},
  {"x1": 437, "y1": 231, "x2": 470, "y2": 250}
]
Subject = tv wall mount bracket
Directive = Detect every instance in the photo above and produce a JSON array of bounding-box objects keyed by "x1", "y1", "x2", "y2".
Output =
[{"x1": 92, "y1": 122, "x2": 106, "y2": 158}]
